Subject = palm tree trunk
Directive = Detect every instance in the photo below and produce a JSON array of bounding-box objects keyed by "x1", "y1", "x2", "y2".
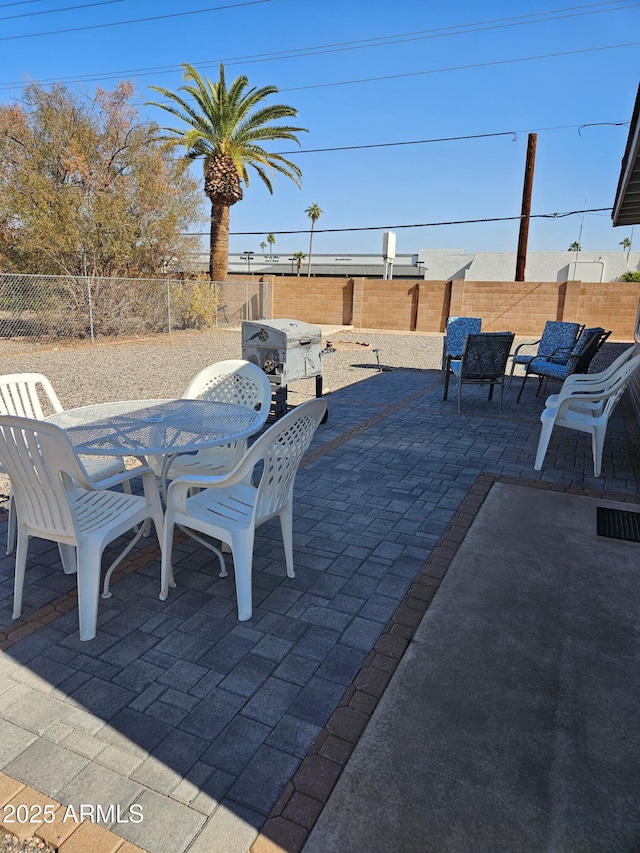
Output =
[
  {"x1": 210, "y1": 200, "x2": 230, "y2": 282},
  {"x1": 307, "y1": 225, "x2": 314, "y2": 277}
]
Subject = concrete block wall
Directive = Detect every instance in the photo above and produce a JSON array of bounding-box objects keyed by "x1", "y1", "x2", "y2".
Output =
[
  {"x1": 448, "y1": 281, "x2": 567, "y2": 335},
  {"x1": 353, "y1": 279, "x2": 418, "y2": 331},
  {"x1": 572, "y1": 281, "x2": 640, "y2": 337},
  {"x1": 266, "y1": 276, "x2": 354, "y2": 325},
  {"x1": 415, "y1": 281, "x2": 451, "y2": 332},
  {"x1": 230, "y1": 275, "x2": 639, "y2": 341}
]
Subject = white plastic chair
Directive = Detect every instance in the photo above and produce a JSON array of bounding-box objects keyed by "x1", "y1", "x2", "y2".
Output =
[
  {"x1": 149, "y1": 360, "x2": 272, "y2": 482},
  {"x1": 160, "y1": 398, "x2": 327, "y2": 621},
  {"x1": 535, "y1": 353, "x2": 640, "y2": 477},
  {"x1": 0, "y1": 415, "x2": 164, "y2": 641},
  {"x1": 543, "y1": 344, "x2": 638, "y2": 409},
  {"x1": 0, "y1": 373, "x2": 128, "y2": 555}
]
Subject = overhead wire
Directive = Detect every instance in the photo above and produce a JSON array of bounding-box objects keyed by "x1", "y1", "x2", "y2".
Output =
[
  {"x1": 273, "y1": 124, "x2": 629, "y2": 156},
  {"x1": 180, "y1": 208, "x2": 615, "y2": 237},
  {"x1": 0, "y1": 0, "x2": 48, "y2": 7},
  {"x1": 0, "y1": 0, "x2": 269, "y2": 42},
  {"x1": 0, "y1": 0, "x2": 125, "y2": 22},
  {"x1": 0, "y1": 0, "x2": 634, "y2": 84},
  {"x1": 280, "y1": 41, "x2": 640, "y2": 92}
]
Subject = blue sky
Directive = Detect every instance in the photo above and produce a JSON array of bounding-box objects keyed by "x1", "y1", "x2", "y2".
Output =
[{"x1": 1, "y1": 0, "x2": 639, "y2": 257}]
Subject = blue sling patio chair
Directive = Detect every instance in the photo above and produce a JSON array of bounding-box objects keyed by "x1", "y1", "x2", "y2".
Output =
[
  {"x1": 441, "y1": 317, "x2": 482, "y2": 382},
  {"x1": 508, "y1": 321, "x2": 582, "y2": 387},
  {"x1": 443, "y1": 331, "x2": 515, "y2": 413},
  {"x1": 516, "y1": 327, "x2": 610, "y2": 403}
]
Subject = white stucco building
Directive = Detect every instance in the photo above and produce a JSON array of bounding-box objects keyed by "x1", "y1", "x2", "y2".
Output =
[{"x1": 213, "y1": 248, "x2": 640, "y2": 282}]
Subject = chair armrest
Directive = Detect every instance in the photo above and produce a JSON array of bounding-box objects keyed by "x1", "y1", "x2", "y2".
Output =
[
  {"x1": 167, "y1": 460, "x2": 255, "y2": 498},
  {"x1": 90, "y1": 464, "x2": 153, "y2": 491},
  {"x1": 544, "y1": 343, "x2": 574, "y2": 363},
  {"x1": 554, "y1": 383, "x2": 623, "y2": 418}
]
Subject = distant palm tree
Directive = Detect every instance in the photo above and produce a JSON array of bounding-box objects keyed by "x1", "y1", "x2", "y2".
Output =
[
  {"x1": 620, "y1": 234, "x2": 632, "y2": 267},
  {"x1": 148, "y1": 63, "x2": 307, "y2": 281},
  {"x1": 267, "y1": 233, "x2": 276, "y2": 254},
  {"x1": 305, "y1": 203, "x2": 323, "y2": 276},
  {"x1": 260, "y1": 241, "x2": 267, "y2": 254},
  {"x1": 568, "y1": 241, "x2": 581, "y2": 252},
  {"x1": 292, "y1": 251, "x2": 306, "y2": 274}
]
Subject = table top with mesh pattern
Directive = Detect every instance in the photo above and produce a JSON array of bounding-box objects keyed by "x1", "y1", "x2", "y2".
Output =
[{"x1": 47, "y1": 398, "x2": 263, "y2": 456}]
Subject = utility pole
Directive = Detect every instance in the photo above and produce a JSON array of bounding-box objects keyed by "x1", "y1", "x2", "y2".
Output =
[{"x1": 515, "y1": 133, "x2": 537, "y2": 282}]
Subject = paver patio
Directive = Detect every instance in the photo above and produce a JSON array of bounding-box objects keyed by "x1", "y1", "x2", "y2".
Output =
[{"x1": 0, "y1": 349, "x2": 636, "y2": 853}]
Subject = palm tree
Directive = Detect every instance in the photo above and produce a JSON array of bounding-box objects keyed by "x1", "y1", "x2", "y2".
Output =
[
  {"x1": 148, "y1": 64, "x2": 307, "y2": 281},
  {"x1": 568, "y1": 241, "x2": 581, "y2": 252},
  {"x1": 620, "y1": 234, "x2": 632, "y2": 267},
  {"x1": 305, "y1": 203, "x2": 322, "y2": 276},
  {"x1": 292, "y1": 251, "x2": 306, "y2": 274},
  {"x1": 267, "y1": 233, "x2": 276, "y2": 255},
  {"x1": 260, "y1": 241, "x2": 267, "y2": 254}
]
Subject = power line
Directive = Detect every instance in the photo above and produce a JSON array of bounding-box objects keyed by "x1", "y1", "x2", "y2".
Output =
[
  {"x1": 0, "y1": 0, "x2": 632, "y2": 87},
  {"x1": 0, "y1": 0, "x2": 124, "y2": 23},
  {"x1": 273, "y1": 123, "x2": 628, "y2": 156},
  {"x1": 279, "y1": 41, "x2": 640, "y2": 92},
  {"x1": 0, "y1": 0, "x2": 47, "y2": 7},
  {"x1": 0, "y1": 0, "x2": 269, "y2": 42},
  {"x1": 167, "y1": 123, "x2": 628, "y2": 165},
  {"x1": 181, "y1": 208, "x2": 614, "y2": 237}
]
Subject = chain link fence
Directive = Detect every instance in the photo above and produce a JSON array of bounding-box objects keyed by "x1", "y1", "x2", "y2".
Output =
[{"x1": 0, "y1": 274, "x2": 269, "y2": 354}]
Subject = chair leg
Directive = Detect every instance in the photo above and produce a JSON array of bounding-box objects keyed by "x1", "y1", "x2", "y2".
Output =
[
  {"x1": 12, "y1": 528, "x2": 29, "y2": 620},
  {"x1": 516, "y1": 369, "x2": 529, "y2": 403},
  {"x1": 534, "y1": 417, "x2": 556, "y2": 471},
  {"x1": 592, "y1": 424, "x2": 608, "y2": 477},
  {"x1": 279, "y1": 503, "x2": 295, "y2": 579},
  {"x1": 6, "y1": 493, "x2": 16, "y2": 556},
  {"x1": 159, "y1": 512, "x2": 176, "y2": 601},
  {"x1": 498, "y1": 380, "x2": 504, "y2": 414},
  {"x1": 457, "y1": 376, "x2": 463, "y2": 413},
  {"x1": 76, "y1": 546, "x2": 102, "y2": 641},
  {"x1": 58, "y1": 543, "x2": 77, "y2": 574},
  {"x1": 488, "y1": 382, "x2": 495, "y2": 401},
  {"x1": 230, "y1": 531, "x2": 255, "y2": 621},
  {"x1": 443, "y1": 363, "x2": 450, "y2": 400}
]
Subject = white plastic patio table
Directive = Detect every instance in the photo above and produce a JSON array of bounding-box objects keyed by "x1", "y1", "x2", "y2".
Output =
[
  {"x1": 47, "y1": 398, "x2": 262, "y2": 481},
  {"x1": 46, "y1": 399, "x2": 263, "y2": 572}
]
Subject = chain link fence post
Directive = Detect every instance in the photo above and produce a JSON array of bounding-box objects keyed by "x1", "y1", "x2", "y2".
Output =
[
  {"x1": 86, "y1": 276, "x2": 95, "y2": 343},
  {"x1": 166, "y1": 279, "x2": 172, "y2": 334}
]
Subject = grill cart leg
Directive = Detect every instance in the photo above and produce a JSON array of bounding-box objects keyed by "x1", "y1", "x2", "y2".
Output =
[
  {"x1": 315, "y1": 375, "x2": 328, "y2": 423},
  {"x1": 270, "y1": 383, "x2": 288, "y2": 421}
]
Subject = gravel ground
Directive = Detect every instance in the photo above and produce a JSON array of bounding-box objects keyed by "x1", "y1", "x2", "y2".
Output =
[
  {"x1": 0, "y1": 830, "x2": 55, "y2": 852},
  {"x1": 0, "y1": 324, "x2": 620, "y2": 409},
  {"x1": 0, "y1": 327, "x2": 446, "y2": 410}
]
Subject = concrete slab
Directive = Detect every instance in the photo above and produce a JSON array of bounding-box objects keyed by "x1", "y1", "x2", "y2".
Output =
[{"x1": 304, "y1": 483, "x2": 640, "y2": 853}]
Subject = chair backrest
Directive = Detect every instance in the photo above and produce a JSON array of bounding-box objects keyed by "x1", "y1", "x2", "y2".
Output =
[
  {"x1": 601, "y1": 343, "x2": 639, "y2": 375},
  {"x1": 598, "y1": 354, "x2": 640, "y2": 417},
  {"x1": 537, "y1": 321, "x2": 581, "y2": 357},
  {"x1": 230, "y1": 398, "x2": 326, "y2": 522},
  {"x1": 568, "y1": 344, "x2": 638, "y2": 386},
  {"x1": 183, "y1": 359, "x2": 272, "y2": 418},
  {"x1": 445, "y1": 317, "x2": 482, "y2": 358},
  {"x1": 571, "y1": 328, "x2": 610, "y2": 373},
  {"x1": 0, "y1": 415, "x2": 91, "y2": 539},
  {"x1": 460, "y1": 333, "x2": 515, "y2": 379},
  {"x1": 0, "y1": 373, "x2": 63, "y2": 420},
  {"x1": 563, "y1": 354, "x2": 640, "y2": 419}
]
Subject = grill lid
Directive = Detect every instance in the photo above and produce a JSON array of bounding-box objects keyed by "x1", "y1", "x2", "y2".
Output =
[{"x1": 242, "y1": 319, "x2": 322, "y2": 346}]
